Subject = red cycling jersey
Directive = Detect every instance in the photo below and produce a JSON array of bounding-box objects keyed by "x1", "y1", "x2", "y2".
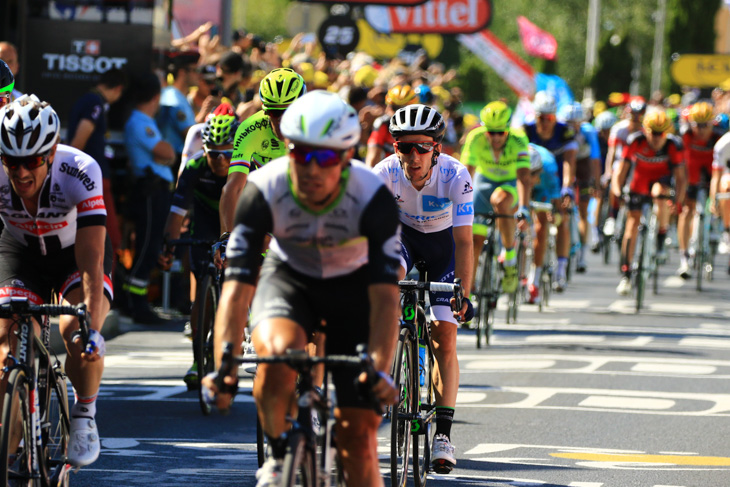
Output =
[
  {"x1": 367, "y1": 114, "x2": 395, "y2": 157},
  {"x1": 622, "y1": 132, "x2": 684, "y2": 195},
  {"x1": 681, "y1": 128, "x2": 723, "y2": 186}
]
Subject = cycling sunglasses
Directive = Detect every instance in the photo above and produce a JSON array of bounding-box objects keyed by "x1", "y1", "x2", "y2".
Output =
[
  {"x1": 289, "y1": 144, "x2": 342, "y2": 168},
  {"x1": 487, "y1": 130, "x2": 507, "y2": 136},
  {"x1": 649, "y1": 130, "x2": 666, "y2": 137},
  {"x1": 692, "y1": 122, "x2": 710, "y2": 129},
  {"x1": 394, "y1": 141, "x2": 437, "y2": 155},
  {"x1": 0, "y1": 93, "x2": 10, "y2": 109},
  {"x1": 1, "y1": 152, "x2": 49, "y2": 171},
  {"x1": 204, "y1": 146, "x2": 233, "y2": 159}
]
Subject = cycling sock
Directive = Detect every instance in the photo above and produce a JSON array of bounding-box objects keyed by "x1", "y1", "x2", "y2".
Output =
[
  {"x1": 72, "y1": 392, "x2": 97, "y2": 419},
  {"x1": 267, "y1": 434, "x2": 288, "y2": 459},
  {"x1": 610, "y1": 206, "x2": 619, "y2": 219},
  {"x1": 657, "y1": 229, "x2": 667, "y2": 251},
  {"x1": 577, "y1": 247, "x2": 585, "y2": 263},
  {"x1": 435, "y1": 407, "x2": 455, "y2": 440},
  {"x1": 503, "y1": 247, "x2": 516, "y2": 267},
  {"x1": 557, "y1": 257, "x2": 568, "y2": 278},
  {"x1": 621, "y1": 264, "x2": 631, "y2": 278},
  {"x1": 680, "y1": 253, "x2": 689, "y2": 267}
]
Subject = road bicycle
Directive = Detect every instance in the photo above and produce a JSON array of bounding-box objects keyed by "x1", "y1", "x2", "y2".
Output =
[
  {"x1": 391, "y1": 266, "x2": 462, "y2": 487},
  {"x1": 506, "y1": 228, "x2": 527, "y2": 324},
  {"x1": 216, "y1": 342, "x2": 380, "y2": 487},
  {"x1": 529, "y1": 201, "x2": 555, "y2": 312},
  {"x1": 473, "y1": 212, "x2": 514, "y2": 349},
  {"x1": 692, "y1": 186, "x2": 726, "y2": 291},
  {"x1": 631, "y1": 194, "x2": 672, "y2": 312},
  {"x1": 595, "y1": 184, "x2": 613, "y2": 265},
  {"x1": 0, "y1": 298, "x2": 92, "y2": 487},
  {"x1": 165, "y1": 238, "x2": 221, "y2": 416}
]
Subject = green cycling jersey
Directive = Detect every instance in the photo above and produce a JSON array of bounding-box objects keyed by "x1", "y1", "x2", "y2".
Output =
[
  {"x1": 229, "y1": 110, "x2": 287, "y2": 175},
  {"x1": 461, "y1": 126, "x2": 530, "y2": 182}
]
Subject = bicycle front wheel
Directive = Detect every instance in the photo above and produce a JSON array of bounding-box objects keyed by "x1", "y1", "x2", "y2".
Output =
[
  {"x1": 390, "y1": 328, "x2": 414, "y2": 487},
  {"x1": 635, "y1": 229, "x2": 647, "y2": 313},
  {"x1": 282, "y1": 430, "x2": 316, "y2": 487},
  {"x1": 0, "y1": 368, "x2": 40, "y2": 487},
  {"x1": 412, "y1": 333, "x2": 434, "y2": 487},
  {"x1": 196, "y1": 273, "x2": 219, "y2": 416},
  {"x1": 41, "y1": 367, "x2": 70, "y2": 486},
  {"x1": 476, "y1": 245, "x2": 495, "y2": 348}
]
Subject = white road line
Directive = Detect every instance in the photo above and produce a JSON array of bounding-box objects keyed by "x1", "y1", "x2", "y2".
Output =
[
  {"x1": 578, "y1": 395, "x2": 676, "y2": 410},
  {"x1": 679, "y1": 337, "x2": 730, "y2": 349},
  {"x1": 569, "y1": 483, "x2": 604, "y2": 487}
]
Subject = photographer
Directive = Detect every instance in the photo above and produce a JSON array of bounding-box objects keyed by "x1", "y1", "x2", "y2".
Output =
[
  {"x1": 189, "y1": 64, "x2": 222, "y2": 123},
  {"x1": 216, "y1": 50, "x2": 253, "y2": 113}
]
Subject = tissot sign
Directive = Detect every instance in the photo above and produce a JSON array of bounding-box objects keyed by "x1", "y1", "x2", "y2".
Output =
[
  {"x1": 364, "y1": 0, "x2": 491, "y2": 35},
  {"x1": 24, "y1": 18, "x2": 152, "y2": 124}
]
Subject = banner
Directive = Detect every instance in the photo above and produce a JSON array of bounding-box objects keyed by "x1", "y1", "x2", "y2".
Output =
[
  {"x1": 457, "y1": 30, "x2": 535, "y2": 98},
  {"x1": 364, "y1": 0, "x2": 492, "y2": 35},
  {"x1": 516, "y1": 16, "x2": 557, "y2": 61},
  {"x1": 535, "y1": 73, "x2": 574, "y2": 111},
  {"x1": 670, "y1": 53, "x2": 730, "y2": 88}
]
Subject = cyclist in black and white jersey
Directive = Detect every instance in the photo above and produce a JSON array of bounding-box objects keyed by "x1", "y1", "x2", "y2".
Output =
[
  {"x1": 203, "y1": 90, "x2": 401, "y2": 487},
  {"x1": 0, "y1": 95, "x2": 110, "y2": 467}
]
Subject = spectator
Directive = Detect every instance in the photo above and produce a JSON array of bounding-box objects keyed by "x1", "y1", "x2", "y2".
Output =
[
  {"x1": 0, "y1": 41, "x2": 22, "y2": 100},
  {"x1": 66, "y1": 68, "x2": 127, "y2": 272},
  {"x1": 189, "y1": 64, "x2": 222, "y2": 123},
  {"x1": 122, "y1": 73, "x2": 176, "y2": 324},
  {"x1": 157, "y1": 50, "x2": 200, "y2": 171},
  {"x1": 216, "y1": 51, "x2": 252, "y2": 112}
]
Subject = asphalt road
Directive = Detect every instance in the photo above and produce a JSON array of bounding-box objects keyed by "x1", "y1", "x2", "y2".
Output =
[{"x1": 66, "y1": 246, "x2": 730, "y2": 487}]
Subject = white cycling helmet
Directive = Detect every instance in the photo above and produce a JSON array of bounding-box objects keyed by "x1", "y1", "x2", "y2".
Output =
[
  {"x1": 280, "y1": 91, "x2": 360, "y2": 150},
  {"x1": 0, "y1": 94, "x2": 60, "y2": 156},
  {"x1": 558, "y1": 102, "x2": 584, "y2": 123},
  {"x1": 528, "y1": 144, "x2": 543, "y2": 172},
  {"x1": 533, "y1": 91, "x2": 557, "y2": 115},
  {"x1": 389, "y1": 104, "x2": 446, "y2": 142},
  {"x1": 593, "y1": 110, "x2": 617, "y2": 131}
]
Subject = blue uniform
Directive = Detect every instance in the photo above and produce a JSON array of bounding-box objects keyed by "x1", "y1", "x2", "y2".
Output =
[
  {"x1": 157, "y1": 86, "x2": 196, "y2": 155},
  {"x1": 124, "y1": 109, "x2": 173, "y2": 182},
  {"x1": 531, "y1": 144, "x2": 560, "y2": 203},
  {"x1": 66, "y1": 91, "x2": 110, "y2": 178},
  {"x1": 524, "y1": 122, "x2": 578, "y2": 184}
]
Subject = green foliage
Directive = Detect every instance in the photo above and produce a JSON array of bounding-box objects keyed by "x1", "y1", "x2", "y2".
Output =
[
  {"x1": 591, "y1": 33, "x2": 634, "y2": 101},
  {"x1": 455, "y1": 46, "x2": 491, "y2": 103},
  {"x1": 232, "y1": 0, "x2": 289, "y2": 42}
]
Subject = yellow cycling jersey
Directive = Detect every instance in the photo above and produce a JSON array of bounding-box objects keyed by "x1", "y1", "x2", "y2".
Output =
[{"x1": 461, "y1": 126, "x2": 530, "y2": 182}]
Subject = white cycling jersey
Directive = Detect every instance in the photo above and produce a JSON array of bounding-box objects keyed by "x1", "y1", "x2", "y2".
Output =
[
  {"x1": 180, "y1": 122, "x2": 205, "y2": 177},
  {"x1": 372, "y1": 153, "x2": 474, "y2": 233},
  {"x1": 0, "y1": 144, "x2": 106, "y2": 255},
  {"x1": 608, "y1": 119, "x2": 641, "y2": 169},
  {"x1": 713, "y1": 131, "x2": 730, "y2": 175}
]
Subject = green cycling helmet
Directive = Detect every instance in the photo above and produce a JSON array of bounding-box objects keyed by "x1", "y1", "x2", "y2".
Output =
[
  {"x1": 202, "y1": 114, "x2": 240, "y2": 146},
  {"x1": 480, "y1": 101, "x2": 512, "y2": 131},
  {"x1": 259, "y1": 68, "x2": 307, "y2": 108}
]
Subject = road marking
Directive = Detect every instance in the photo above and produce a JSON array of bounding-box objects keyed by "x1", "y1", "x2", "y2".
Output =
[
  {"x1": 607, "y1": 300, "x2": 716, "y2": 315},
  {"x1": 568, "y1": 483, "x2": 604, "y2": 487},
  {"x1": 679, "y1": 337, "x2": 730, "y2": 349},
  {"x1": 662, "y1": 276, "x2": 686, "y2": 288},
  {"x1": 525, "y1": 335, "x2": 605, "y2": 344},
  {"x1": 552, "y1": 452, "x2": 730, "y2": 466},
  {"x1": 578, "y1": 395, "x2": 676, "y2": 410},
  {"x1": 465, "y1": 359, "x2": 556, "y2": 370},
  {"x1": 631, "y1": 363, "x2": 717, "y2": 375}
]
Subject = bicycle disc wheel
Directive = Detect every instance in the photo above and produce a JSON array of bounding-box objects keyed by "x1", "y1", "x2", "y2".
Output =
[
  {"x1": 412, "y1": 334, "x2": 433, "y2": 487},
  {"x1": 282, "y1": 430, "x2": 316, "y2": 487},
  {"x1": 0, "y1": 368, "x2": 40, "y2": 487},
  {"x1": 196, "y1": 273, "x2": 219, "y2": 416},
  {"x1": 41, "y1": 368, "x2": 70, "y2": 486},
  {"x1": 390, "y1": 328, "x2": 413, "y2": 487}
]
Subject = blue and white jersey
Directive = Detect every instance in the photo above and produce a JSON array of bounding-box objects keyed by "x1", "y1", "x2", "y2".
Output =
[
  {"x1": 576, "y1": 122, "x2": 601, "y2": 161},
  {"x1": 372, "y1": 153, "x2": 474, "y2": 233}
]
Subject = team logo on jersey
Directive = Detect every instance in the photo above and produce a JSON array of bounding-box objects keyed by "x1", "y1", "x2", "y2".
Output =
[
  {"x1": 388, "y1": 166, "x2": 400, "y2": 183},
  {"x1": 456, "y1": 202, "x2": 474, "y2": 216},
  {"x1": 439, "y1": 166, "x2": 457, "y2": 183},
  {"x1": 59, "y1": 162, "x2": 96, "y2": 191},
  {"x1": 462, "y1": 182, "x2": 473, "y2": 194},
  {"x1": 145, "y1": 127, "x2": 155, "y2": 137},
  {"x1": 262, "y1": 139, "x2": 269, "y2": 151},
  {"x1": 394, "y1": 194, "x2": 405, "y2": 204},
  {"x1": 423, "y1": 196, "x2": 451, "y2": 212}
]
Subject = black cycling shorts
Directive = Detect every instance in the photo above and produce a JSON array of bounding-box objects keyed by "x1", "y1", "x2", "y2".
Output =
[
  {"x1": 0, "y1": 232, "x2": 114, "y2": 305},
  {"x1": 250, "y1": 256, "x2": 375, "y2": 410}
]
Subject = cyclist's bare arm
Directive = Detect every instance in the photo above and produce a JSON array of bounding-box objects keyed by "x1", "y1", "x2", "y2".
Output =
[
  {"x1": 612, "y1": 159, "x2": 631, "y2": 198},
  {"x1": 152, "y1": 140, "x2": 175, "y2": 166},
  {"x1": 673, "y1": 164, "x2": 687, "y2": 206},
  {"x1": 563, "y1": 148, "x2": 577, "y2": 188},
  {"x1": 219, "y1": 171, "x2": 248, "y2": 233},
  {"x1": 159, "y1": 212, "x2": 185, "y2": 269},
  {"x1": 516, "y1": 166, "x2": 531, "y2": 209},
  {"x1": 367, "y1": 283, "x2": 399, "y2": 404},
  {"x1": 365, "y1": 145, "x2": 384, "y2": 168}
]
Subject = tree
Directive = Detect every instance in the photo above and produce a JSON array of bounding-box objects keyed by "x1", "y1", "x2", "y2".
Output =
[{"x1": 591, "y1": 33, "x2": 634, "y2": 101}]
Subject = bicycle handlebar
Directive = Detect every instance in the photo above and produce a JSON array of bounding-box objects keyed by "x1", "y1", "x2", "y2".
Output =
[{"x1": 398, "y1": 278, "x2": 465, "y2": 321}]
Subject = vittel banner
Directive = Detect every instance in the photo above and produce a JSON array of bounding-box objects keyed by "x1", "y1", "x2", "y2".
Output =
[
  {"x1": 364, "y1": 0, "x2": 492, "y2": 35},
  {"x1": 24, "y1": 18, "x2": 152, "y2": 122}
]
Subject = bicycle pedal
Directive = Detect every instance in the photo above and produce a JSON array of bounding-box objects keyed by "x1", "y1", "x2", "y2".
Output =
[{"x1": 431, "y1": 459, "x2": 454, "y2": 474}]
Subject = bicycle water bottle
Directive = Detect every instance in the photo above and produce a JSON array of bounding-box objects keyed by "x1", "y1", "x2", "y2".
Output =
[{"x1": 418, "y1": 339, "x2": 426, "y2": 387}]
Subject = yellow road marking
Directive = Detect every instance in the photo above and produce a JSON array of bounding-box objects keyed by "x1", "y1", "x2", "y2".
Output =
[{"x1": 551, "y1": 452, "x2": 730, "y2": 466}]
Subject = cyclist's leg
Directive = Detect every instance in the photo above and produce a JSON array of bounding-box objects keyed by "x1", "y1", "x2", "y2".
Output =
[
  {"x1": 718, "y1": 174, "x2": 730, "y2": 271},
  {"x1": 491, "y1": 183, "x2": 518, "y2": 292},
  {"x1": 334, "y1": 408, "x2": 383, "y2": 487},
  {"x1": 652, "y1": 179, "x2": 672, "y2": 258},
  {"x1": 618, "y1": 194, "x2": 644, "y2": 294},
  {"x1": 678, "y1": 184, "x2": 697, "y2": 276},
  {"x1": 471, "y1": 174, "x2": 496, "y2": 282},
  {"x1": 529, "y1": 209, "x2": 550, "y2": 303},
  {"x1": 575, "y1": 159, "x2": 592, "y2": 270}
]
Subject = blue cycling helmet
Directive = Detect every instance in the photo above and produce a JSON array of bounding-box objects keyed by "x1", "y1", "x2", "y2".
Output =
[
  {"x1": 714, "y1": 113, "x2": 729, "y2": 133},
  {"x1": 415, "y1": 84, "x2": 434, "y2": 104}
]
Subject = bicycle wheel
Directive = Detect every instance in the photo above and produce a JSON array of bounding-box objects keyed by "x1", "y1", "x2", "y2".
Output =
[
  {"x1": 256, "y1": 412, "x2": 265, "y2": 468},
  {"x1": 390, "y1": 328, "x2": 414, "y2": 487},
  {"x1": 282, "y1": 430, "x2": 316, "y2": 487},
  {"x1": 476, "y1": 244, "x2": 495, "y2": 349},
  {"x1": 635, "y1": 229, "x2": 647, "y2": 313},
  {"x1": 696, "y1": 213, "x2": 705, "y2": 292},
  {"x1": 507, "y1": 235, "x2": 526, "y2": 324},
  {"x1": 0, "y1": 368, "x2": 40, "y2": 487},
  {"x1": 412, "y1": 329, "x2": 434, "y2": 487},
  {"x1": 41, "y1": 367, "x2": 70, "y2": 487},
  {"x1": 196, "y1": 273, "x2": 219, "y2": 416}
]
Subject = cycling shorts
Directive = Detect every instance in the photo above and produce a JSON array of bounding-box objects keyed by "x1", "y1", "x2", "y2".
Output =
[
  {"x1": 187, "y1": 203, "x2": 221, "y2": 279},
  {"x1": 399, "y1": 225, "x2": 456, "y2": 324},
  {"x1": 685, "y1": 167, "x2": 711, "y2": 201},
  {"x1": 473, "y1": 173, "x2": 518, "y2": 216},
  {"x1": 0, "y1": 233, "x2": 114, "y2": 305},
  {"x1": 687, "y1": 157, "x2": 713, "y2": 187},
  {"x1": 250, "y1": 256, "x2": 376, "y2": 411}
]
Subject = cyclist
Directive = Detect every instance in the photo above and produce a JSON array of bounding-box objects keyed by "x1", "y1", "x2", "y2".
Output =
[
  {"x1": 524, "y1": 91, "x2": 578, "y2": 292},
  {"x1": 203, "y1": 91, "x2": 401, "y2": 487},
  {"x1": 558, "y1": 102, "x2": 601, "y2": 272},
  {"x1": 527, "y1": 143, "x2": 561, "y2": 305},
  {"x1": 603, "y1": 97, "x2": 646, "y2": 237},
  {"x1": 612, "y1": 110, "x2": 686, "y2": 295},
  {"x1": 159, "y1": 111, "x2": 239, "y2": 388},
  {"x1": 711, "y1": 128, "x2": 730, "y2": 272},
  {"x1": 461, "y1": 101, "x2": 531, "y2": 295},
  {"x1": 365, "y1": 84, "x2": 418, "y2": 168},
  {"x1": 677, "y1": 102, "x2": 723, "y2": 279},
  {"x1": 372, "y1": 103, "x2": 474, "y2": 474},
  {"x1": 179, "y1": 102, "x2": 236, "y2": 173},
  {"x1": 591, "y1": 110, "x2": 618, "y2": 252},
  {"x1": 218, "y1": 68, "x2": 306, "y2": 234},
  {"x1": 0, "y1": 95, "x2": 109, "y2": 467}
]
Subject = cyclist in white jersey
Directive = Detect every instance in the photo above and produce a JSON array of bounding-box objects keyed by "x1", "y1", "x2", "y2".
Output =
[
  {"x1": 711, "y1": 131, "x2": 730, "y2": 272},
  {"x1": 0, "y1": 95, "x2": 110, "y2": 467},
  {"x1": 203, "y1": 91, "x2": 400, "y2": 487},
  {"x1": 372, "y1": 104, "x2": 474, "y2": 474}
]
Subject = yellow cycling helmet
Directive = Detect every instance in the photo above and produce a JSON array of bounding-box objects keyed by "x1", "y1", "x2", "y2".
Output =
[
  {"x1": 688, "y1": 101, "x2": 714, "y2": 124},
  {"x1": 385, "y1": 85, "x2": 417, "y2": 107},
  {"x1": 642, "y1": 110, "x2": 673, "y2": 133},
  {"x1": 480, "y1": 101, "x2": 512, "y2": 131},
  {"x1": 259, "y1": 68, "x2": 307, "y2": 108}
]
